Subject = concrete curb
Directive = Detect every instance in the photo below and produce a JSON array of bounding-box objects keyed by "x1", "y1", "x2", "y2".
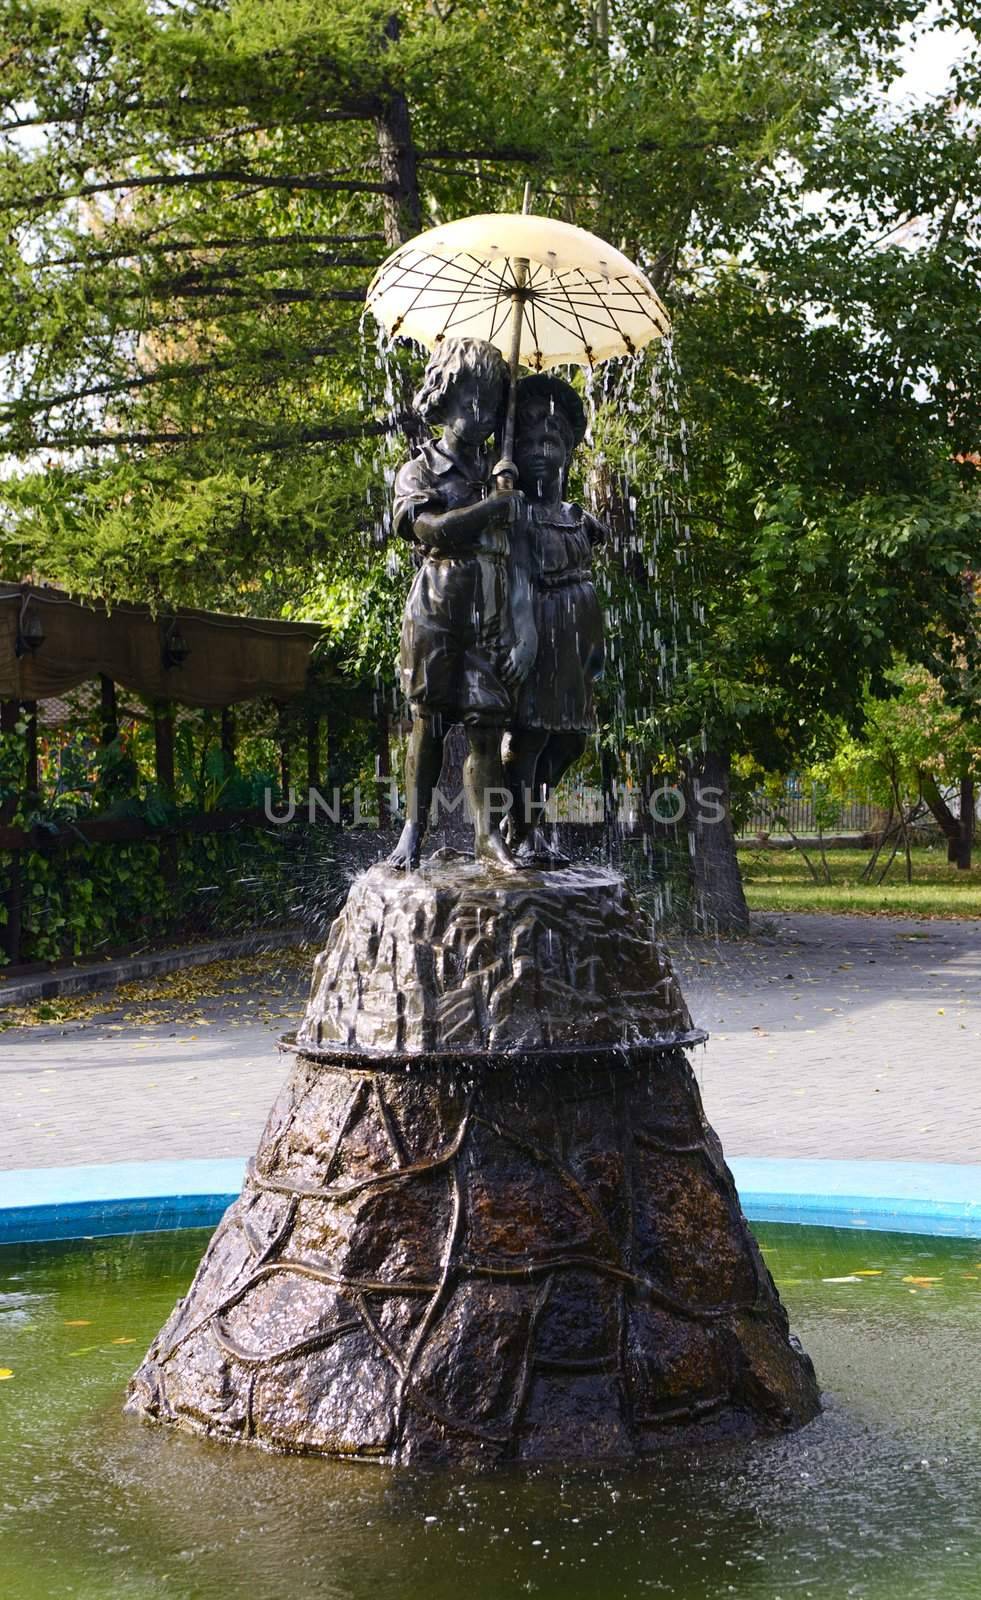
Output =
[
  {"x1": 1, "y1": 1156, "x2": 978, "y2": 1247},
  {"x1": 0, "y1": 930, "x2": 307, "y2": 1009},
  {"x1": 729, "y1": 1157, "x2": 981, "y2": 1239}
]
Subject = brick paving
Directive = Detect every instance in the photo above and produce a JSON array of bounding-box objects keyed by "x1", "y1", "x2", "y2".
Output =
[{"x1": 1, "y1": 913, "x2": 978, "y2": 1170}]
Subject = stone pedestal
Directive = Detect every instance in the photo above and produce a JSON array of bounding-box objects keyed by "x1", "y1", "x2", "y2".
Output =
[
  {"x1": 127, "y1": 863, "x2": 819, "y2": 1463},
  {"x1": 298, "y1": 860, "x2": 698, "y2": 1055}
]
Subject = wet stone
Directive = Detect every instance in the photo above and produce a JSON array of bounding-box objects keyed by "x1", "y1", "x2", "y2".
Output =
[
  {"x1": 296, "y1": 860, "x2": 695, "y2": 1056},
  {"x1": 127, "y1": 861, "x2": 820, "y2": 1463},
  {"x1": 631, "y1": 1149, "x2": 761, "y2": 1308},
  {"x1": 534, "y1": 1270, "x2": 620, "y2": 1365}
]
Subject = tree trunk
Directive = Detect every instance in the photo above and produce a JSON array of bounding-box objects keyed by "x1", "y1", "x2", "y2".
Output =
[
  {"x1": 153, "y1": 703, "x2": 175, "y2": 794},
  {"x1": 1, "y1": 699, "x2": 22, "y2": 963},
  {"x1": 600, "y1": 746, "x2": 620, "y2": 836},
  {"x1": 682, "y1": 747, "x2": 750, "y2": 934},
  {"x1": 375, "y1": 17, "x2": 422, "y2": 249},
  {"x1": 955, "y1": 774, "x2": 975, "y2": 870},
  {"x1": 306, "y1": 708, "x2": 321, "y2": 794},
  {"x1": 920, "y1": 771, "x2": 971, "y2": 867},
  {"x1": 374, "y1": 706, "x2": 392, "y2": 823},
  {"x1": 276, "y1": 703, "x2": 291, "y2": 799},
  {"x1": 221, "y1": 705, "x2": 236, "y2": 769},
  {"x1": 23, "y1": 702, "x2": 39, "y2": 802},
  {"x1": 153, "y1": 702, "x2": 178, "y2": 896},
  {"x1": 374, "y1": 17, "x2": 426, "y2": 455},
  {"x1": 1, "y1": 699, "x2": 20, "y2": 823}
]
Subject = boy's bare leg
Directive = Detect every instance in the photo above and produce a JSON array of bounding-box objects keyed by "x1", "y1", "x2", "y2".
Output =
[
  {"x1": 465, "y1": 724, "x2": 517, "y2": 870},
  {"x1": 539, "y1": 730, "x2": 588, "y2": 860},
  {"x1": 387, "y1": 717, "x2": 445, "y2": 870}
]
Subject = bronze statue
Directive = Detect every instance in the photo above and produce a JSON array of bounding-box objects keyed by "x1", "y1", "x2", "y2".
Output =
[
  {"x1": 504, "y1": 374, "x2": 607, "y2": 865},
  {"x1": 386, "y1": 338, "x2": 535, "y2": 871}
]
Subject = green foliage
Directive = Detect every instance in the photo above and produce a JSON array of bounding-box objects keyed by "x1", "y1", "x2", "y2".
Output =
[
  {"x1": 810, "y1": 662, "x2": 981, "y2": 809},
  {"x1": 0, "y1": 0, "x2": 978, "y2": 779},
  {"x1": 1, "y1": 696, "x2": 289, "y2": 964},
  {"x1": 294, "y1": 544, "x2": 408, "y2": 682},
  {"x1": 0, "y1": 825, "x2": 286, "y2": 966}
]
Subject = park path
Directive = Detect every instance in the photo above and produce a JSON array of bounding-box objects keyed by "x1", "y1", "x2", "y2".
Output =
[{"x1": 0, "y1": 913, "x2": 978, "y2": 1170}]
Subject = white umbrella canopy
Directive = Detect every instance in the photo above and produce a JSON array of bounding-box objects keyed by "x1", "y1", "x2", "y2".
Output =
[{"x1": 365, "y1": 212, "x2": 670, "y2": 371}]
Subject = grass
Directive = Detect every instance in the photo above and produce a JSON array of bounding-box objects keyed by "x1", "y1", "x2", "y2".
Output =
[{"x1": 740, "y1": 842, "x2": 981, "y2": 918}]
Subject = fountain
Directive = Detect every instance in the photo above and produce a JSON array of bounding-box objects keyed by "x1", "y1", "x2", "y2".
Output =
[{"x1": 126, "y1": 217, "x2": 820, "y2": 1463}]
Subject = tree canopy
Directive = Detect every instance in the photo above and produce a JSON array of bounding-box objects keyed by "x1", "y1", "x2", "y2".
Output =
[{"x1": 1, "y1": 0, "x2": 978, "y2": 804}]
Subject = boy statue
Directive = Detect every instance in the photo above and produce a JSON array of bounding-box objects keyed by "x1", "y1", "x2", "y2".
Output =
[{"x1": 387, "y1": 337, "x2": 536, "y2": 871}]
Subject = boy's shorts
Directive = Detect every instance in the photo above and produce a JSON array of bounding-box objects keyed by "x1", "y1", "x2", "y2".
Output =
[{"x1": 400, "y1": 553, "x2": 512, "y2": 726}]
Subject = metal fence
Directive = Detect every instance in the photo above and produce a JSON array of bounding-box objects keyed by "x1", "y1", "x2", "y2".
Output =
[{"x1": 736, "y1": 786, "x2": 883, "y2": 839}]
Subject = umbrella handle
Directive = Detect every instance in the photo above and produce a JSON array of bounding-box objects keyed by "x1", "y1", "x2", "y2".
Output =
[{"x1": 495, "y1": 258, "x2": 528, "y2": 493}]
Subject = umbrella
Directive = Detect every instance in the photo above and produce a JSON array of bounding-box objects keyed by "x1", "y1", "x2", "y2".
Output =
[{"x1": 365, "y1": 205, "x2": 670, "y2": 481}]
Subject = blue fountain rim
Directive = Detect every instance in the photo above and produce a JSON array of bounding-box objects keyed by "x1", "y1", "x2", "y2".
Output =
[{"x1": 0, "y1": 1156, "x2": 978, "y2": 1246}]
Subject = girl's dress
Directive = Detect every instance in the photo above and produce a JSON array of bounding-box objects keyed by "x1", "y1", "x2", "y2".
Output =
[{"x1": 515, "y1": 501, "x2": 605, "y2": 731}]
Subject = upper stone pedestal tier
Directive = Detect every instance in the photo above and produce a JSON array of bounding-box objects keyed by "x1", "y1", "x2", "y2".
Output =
[{"x1": 297, "y1": 859, "x2": 700, "y2": 1058}]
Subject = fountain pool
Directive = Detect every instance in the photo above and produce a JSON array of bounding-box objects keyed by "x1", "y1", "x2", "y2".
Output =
[{"x1": 1, "y1": 1223, "x2": 978, "y2": 1600}]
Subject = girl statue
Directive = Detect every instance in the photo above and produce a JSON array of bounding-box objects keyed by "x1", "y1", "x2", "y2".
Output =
[
  {"x1": 386, "y1": 337, "x2": 536, "y2": 871},
  {"x1": 504, "y1": 374, "x2": 607, "y2": 865}
]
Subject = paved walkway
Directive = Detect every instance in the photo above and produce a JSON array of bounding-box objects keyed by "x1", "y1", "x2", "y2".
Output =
[{"x1": 1, "y1": 914, "x2": 978, "y2": 1170}]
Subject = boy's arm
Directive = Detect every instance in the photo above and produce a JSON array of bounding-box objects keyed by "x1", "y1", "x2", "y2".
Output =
[
  {"x1": 393, "y1": 456, "x2": 439, "y2": 542},
  {"x1": 583, "y1": 508, "x2": 609, "y2": 547},
  {"x1": 415, "y1": 496, "x2": 508, "y2": 553},
  {"x1": 393, "y1": 458, "x2": 509, "y2": 553}
]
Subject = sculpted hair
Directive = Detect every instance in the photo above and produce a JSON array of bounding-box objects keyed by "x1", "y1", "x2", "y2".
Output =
[
  {"x1": 515, "y1": 374, "x2": 587, "y2": 493},
  {"x1": 413, "y1": 337, "x2": 509, "y2": 424},
  {"x1": 515, "y1": 373, "x2": 587, "y2": 449}
]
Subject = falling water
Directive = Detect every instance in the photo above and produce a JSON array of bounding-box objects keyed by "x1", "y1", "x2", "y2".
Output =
[{"x1": 568, "y1": 334, "x2": 706, "y2": 924}]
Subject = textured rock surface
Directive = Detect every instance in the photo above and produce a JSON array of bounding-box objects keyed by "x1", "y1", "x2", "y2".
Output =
[
  {"x1": 127, "y1": 1045, "x2": 820, "y2": 1463},
  {"x1": 297, "y1": 860, "x2": 695, "y2": 1055},
  {"x1": 128, "y1": 861, "x2": 819, "y2": 1462}
]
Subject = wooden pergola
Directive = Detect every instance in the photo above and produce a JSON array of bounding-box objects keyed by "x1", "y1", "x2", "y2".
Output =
[{"x1": 0, "y1": 582, "x2": 388, "y2": 965}]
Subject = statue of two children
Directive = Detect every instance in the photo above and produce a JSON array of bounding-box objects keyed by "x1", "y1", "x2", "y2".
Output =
[{"x1": 387, "y1": 337, "x2": 606, "y2": 872}]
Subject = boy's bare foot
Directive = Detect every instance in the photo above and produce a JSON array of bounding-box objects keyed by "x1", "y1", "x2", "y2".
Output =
[
  {"x1": 387, "y1": 822, "x2": 423, "y2": 870},
  {"x1": 474, "y1": 828, "x2": 519, "y2": 872}
]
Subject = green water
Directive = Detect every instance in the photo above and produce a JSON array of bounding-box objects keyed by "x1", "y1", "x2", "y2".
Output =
[{"x1": 0, "y1": 1224, "x2": 979, "y2": 1600}]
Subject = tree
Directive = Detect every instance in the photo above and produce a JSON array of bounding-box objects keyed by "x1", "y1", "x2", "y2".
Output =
[
  {"x1": 0, "y1": 0, "x2": 429, "y2": 610},
  {"x1": 805, "y1": 661, "x2": 980, "y2": 875},
  {"x1": 574, "y1": 4, "x2": 981, "y2": 925},
  {"x1": 2, "y1": 1, "x2": 979, "y2": 930}
]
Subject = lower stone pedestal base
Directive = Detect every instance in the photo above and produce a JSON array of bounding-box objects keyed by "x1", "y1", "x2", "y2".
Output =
[{"x1": 126, "y1": 1044, "x2": 819, "y2": 1463}]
